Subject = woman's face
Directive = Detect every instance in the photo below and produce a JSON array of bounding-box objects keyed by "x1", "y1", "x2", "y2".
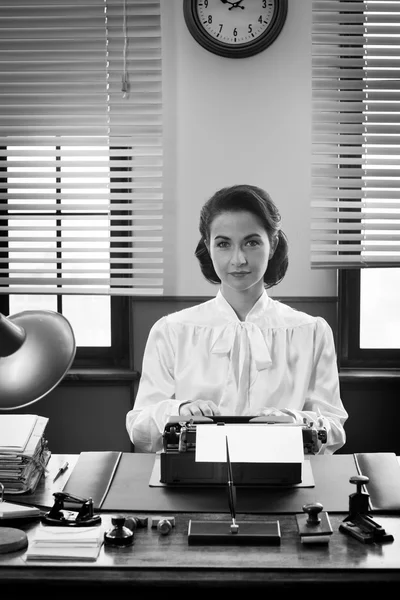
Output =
[{"x1": 208, "y1": 210, "x2": 273, "y2": 296}]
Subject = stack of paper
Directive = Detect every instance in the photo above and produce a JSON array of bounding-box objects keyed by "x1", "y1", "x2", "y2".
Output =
[
  {"x1": 0, "y1": 414, "x2": 51, "y2": 494},
  {"x1": 25, "y1": 524, "x2": 104, "y2": 562},
  {"x1": 0, "y1": 500, "x2": 41, "y2": 520}
]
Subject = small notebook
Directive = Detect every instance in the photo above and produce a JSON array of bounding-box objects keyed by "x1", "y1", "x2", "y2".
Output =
[
  {"x1": 25, "y1": 524, "x2": 103, "y2": 562},
  {"x1": 0, "y1": 501, "x2": 41, "y2": 520}
]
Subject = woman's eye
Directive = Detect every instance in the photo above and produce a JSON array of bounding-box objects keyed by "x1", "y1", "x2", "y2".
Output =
[
  {"x1": 216, "y1": 241, "x2": 229, "y2": 248},
  {"x1": 246, "y1": 240, "x2": 259, "y2": 247}
]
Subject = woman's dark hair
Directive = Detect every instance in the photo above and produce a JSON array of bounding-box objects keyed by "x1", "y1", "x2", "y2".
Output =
[{"x1": 194, "y1": 184, "x2": 288, "y2": 289}]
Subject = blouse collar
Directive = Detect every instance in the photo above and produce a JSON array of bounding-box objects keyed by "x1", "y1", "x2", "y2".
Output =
[{"x1": 214, "y1": 288, "x2": 271, "y2": 323}]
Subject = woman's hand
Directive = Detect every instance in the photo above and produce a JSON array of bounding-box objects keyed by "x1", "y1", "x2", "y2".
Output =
[
  {"x1": 179, "y1": 399, "x2": 221, "y2": 418},
  {"x1": 257, "y1": 408, "x2": 296, "y2": 423}
]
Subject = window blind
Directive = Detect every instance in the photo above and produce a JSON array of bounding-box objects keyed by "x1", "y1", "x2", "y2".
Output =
[
  {"x1": 311, "y1": 0, "x2": 400, "y2": 268},
  {"x1": 0, "y1": 0, "x2": 163, "y2": 295}
]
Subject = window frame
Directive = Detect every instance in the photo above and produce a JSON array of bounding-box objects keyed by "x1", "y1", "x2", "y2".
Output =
[
  {"x1": 338, "y1": 269, "x2": 400, "y2": 370},
  {"x1": 0, "y1": 292, "x2": 131, "y2": 369}
]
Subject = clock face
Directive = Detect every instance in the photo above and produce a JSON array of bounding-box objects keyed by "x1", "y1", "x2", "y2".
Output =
[{"x1": 183, "y1": 0, "x2": 288, "y2": 58}]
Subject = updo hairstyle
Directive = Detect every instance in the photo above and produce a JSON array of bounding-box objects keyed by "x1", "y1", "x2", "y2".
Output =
[{"x1": 194, "y1": 184, "x2": 289, "y2": 288}]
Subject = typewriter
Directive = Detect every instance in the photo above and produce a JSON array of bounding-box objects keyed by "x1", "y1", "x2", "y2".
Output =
[{"x1": 160, "y1": 415, "x2": 327, "y2": 486}]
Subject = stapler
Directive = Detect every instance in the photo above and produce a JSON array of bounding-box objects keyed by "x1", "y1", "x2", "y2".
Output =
[
  {"x1": 339, "y1": 475, "x2": 394, "y2": 544},
  {"x1": 41, "y1": 491, "x2": 102, "y2": 527}
]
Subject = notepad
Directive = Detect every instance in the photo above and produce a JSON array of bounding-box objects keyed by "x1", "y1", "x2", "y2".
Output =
[
  {"x1": 25, "y1": 524, "x2": 104, "y2": 562},
  {"x1": 0, "y1": 501, "x2": 41, "y2": 520}
]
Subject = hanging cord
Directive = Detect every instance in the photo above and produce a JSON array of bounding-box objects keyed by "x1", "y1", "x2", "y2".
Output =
[{"x1": 121, "y1": 0, "x2": 130, "y2": 97}]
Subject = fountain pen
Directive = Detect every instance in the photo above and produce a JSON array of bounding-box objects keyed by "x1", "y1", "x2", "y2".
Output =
[{"x1": 226, "y1": 437, "x2": 239, "y2": 534}]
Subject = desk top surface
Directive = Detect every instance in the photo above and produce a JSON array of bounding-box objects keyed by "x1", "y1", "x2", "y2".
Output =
[{"x1": 1, "y1": 454, "x2": 400, "y2": 591}]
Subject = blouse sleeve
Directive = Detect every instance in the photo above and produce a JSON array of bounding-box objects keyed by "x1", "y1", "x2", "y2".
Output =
[
  {"x1": 285, "y1": 318, "x2": 348, "y2": 454},
  {"x1": 125, "y1": 317, "x2": 182, "y2": 453}
]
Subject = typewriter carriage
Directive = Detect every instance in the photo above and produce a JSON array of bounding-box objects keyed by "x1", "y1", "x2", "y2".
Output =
[{"x1": 160, "y1": 416, "x2": 327, "y2": 486}]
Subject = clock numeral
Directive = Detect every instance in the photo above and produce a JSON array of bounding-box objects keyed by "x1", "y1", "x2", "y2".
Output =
[
  {"x1": 258, "y1": 15, "x2": 263, "y2": 24},
  {"x1": 208, "y1": 15, "x2": 212, "y2": 24},
  {"x1": 204, "y1": 0, "x2": 208, "y2": 7},
  {"x1": 233, "y1": 27, "x2": 237, "y2": 37},
  {"x1": 248, "y1": 24, "x2": 253, "y2": 33},
  {"x1": 218, "y1": 24, "x2": 223, "y2": 34},
  {"x1": 262, "y1": 0, "x2": 267, "y2": 7}
]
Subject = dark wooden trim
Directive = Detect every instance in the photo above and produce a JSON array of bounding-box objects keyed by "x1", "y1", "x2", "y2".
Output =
[
  {"x1": 340, "y1": 368, "x2": 400, "y2": 379},
  {"x1": 63, "y1": 368, "x2": 139, "y2": 383},
  {"x1": 1, "y1": 568, "x2": 399, "y2": 591}
]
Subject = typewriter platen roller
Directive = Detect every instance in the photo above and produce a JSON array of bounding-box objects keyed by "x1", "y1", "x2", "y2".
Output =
[{"x1": 160, "y1": 415, "x2": 327, "y2": 486}]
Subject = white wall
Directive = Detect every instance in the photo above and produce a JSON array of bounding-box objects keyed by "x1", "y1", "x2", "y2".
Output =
[{"x1": 161, "y1": 0, "x2": 337, "y2": 297}]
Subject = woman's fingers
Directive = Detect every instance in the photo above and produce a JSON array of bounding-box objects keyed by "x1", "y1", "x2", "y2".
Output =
[{"x1": 179, "y1": 400, "x2": 221, "y2": 417}]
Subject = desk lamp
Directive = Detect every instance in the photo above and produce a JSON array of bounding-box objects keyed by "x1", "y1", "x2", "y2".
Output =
[{"x1": 0, "y1": 309, "x2": 76, "y2": 553}]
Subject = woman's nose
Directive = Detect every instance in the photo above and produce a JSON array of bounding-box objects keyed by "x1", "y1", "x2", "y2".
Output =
[{"x1": 231, "y1": 247, "x2": 247, "y2": 265}]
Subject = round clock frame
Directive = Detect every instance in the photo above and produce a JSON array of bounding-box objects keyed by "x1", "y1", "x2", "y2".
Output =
[{"x1": 183, "y1": 0, "x2": 288, "y2": 59}]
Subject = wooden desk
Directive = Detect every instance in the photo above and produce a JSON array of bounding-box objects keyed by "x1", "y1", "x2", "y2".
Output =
[{"x1": 1, "y1": 454, "x2": 400, "y2": 593}]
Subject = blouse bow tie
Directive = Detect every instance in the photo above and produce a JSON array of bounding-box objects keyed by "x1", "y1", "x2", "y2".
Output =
[
  {"x1": 210, "y1": 321, "x2": 272, "y2": 413},
  {"x1": 210, "y1": 321, "x2": 272, "y2": 372}
]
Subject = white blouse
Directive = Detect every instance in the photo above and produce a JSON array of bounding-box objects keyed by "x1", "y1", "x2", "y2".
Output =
[{"x1": 126, "y1": 290, "x2": 348, "y2": 454}]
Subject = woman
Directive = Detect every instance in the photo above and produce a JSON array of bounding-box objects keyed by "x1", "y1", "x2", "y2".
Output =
[{"x1": 126, "y1": 184, "x2": 348, "y2": 453}]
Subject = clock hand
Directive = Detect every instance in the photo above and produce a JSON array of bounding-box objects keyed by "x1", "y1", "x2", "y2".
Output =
[
  {"x1": 229, "y1": 0, "x2": 245, "y2": 9},
  {"x1": 220, "y1": 0, "x2": 244, "y2": 8},
  {"x1": 220, "y1": 0, "x2": 245, "y2": 9}
]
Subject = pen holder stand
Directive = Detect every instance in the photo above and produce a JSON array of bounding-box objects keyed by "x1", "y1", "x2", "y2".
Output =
[{"x1": 187, "y1": 519, "x2": 281, "y2": 546}]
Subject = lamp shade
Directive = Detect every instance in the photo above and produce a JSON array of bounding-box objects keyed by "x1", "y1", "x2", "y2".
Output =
[{"x1": 0, "y1": 310, "x2": 76, "y2": 410}]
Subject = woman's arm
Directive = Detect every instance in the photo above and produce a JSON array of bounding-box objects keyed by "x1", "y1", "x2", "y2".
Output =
[
  {"x1": 126, "y1": 318, "x2": 182, "y2": 453},
  {"x1": 289, "y1": 318, "x2": 348, "y2": 454}
]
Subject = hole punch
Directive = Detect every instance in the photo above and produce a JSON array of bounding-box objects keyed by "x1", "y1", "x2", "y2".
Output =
[{"x1": 41, "y1": 492, "x2": 102, "y2": 527}]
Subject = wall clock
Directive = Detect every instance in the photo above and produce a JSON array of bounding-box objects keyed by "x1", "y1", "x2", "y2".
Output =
[{"x1": 183, "y1": 0, "x2": 288, "y2": 59}]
